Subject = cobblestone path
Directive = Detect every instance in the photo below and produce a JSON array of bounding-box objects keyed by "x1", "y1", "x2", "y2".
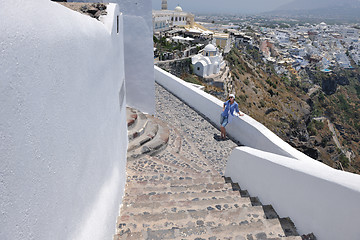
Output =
[{"x1": 155, "y1": 83, "x2": 239, "y2": 175}]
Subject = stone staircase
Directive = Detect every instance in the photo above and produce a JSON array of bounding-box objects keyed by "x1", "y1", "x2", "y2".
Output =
[{"x1": 114, "y1": 107, "x2": 315, "y2": 240}]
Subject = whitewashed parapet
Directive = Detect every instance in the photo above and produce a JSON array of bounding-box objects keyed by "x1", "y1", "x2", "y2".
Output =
[
  {"x1": 155, "y1": 65, "x2": 296, "y2": 158},
  {"x1": 226, "y1": 147, "x2": 360, "y2": 240}
]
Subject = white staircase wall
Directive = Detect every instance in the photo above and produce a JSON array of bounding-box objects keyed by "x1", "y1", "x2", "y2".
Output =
[
  {"x1": 0, "y1": 2, "x2": 127, "y2": 240},
  {"x1": 69, "y1": 0, "x2": 155, "y2": 114}
]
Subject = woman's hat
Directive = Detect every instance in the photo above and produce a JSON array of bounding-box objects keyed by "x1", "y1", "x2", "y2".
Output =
[{"x1": 229, "y1": 94, "x2": 235, "y2": 98}]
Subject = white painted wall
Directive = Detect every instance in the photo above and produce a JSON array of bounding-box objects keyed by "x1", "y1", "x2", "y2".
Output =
[
  {"x1": 0, "y1": 1, "x2": 127, "y2": 240},
  {"x1": 226, "y1": 147, "x2": 360, "y2": 240},
  {"x1": 116, "y1": 0, "x2": 155, "y2": 114},
  {"x1": 70, "y1": 0, "x2": 155, "y2": 114},
  {"x1": 154, "y1": 66, "x2": 360, "y2": 239}
]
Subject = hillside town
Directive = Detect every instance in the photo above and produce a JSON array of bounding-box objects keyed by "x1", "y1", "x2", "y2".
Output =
[
  {"x1": 152, "y1": 3, "x2": 360, "y2": 174},
  {"x1": 153, "y1": 6, "x2": 360, "y2": 77}
]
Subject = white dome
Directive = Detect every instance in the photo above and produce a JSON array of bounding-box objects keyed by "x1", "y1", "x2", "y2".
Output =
[
  {"x1": 204, "y1": 44, "x2": 217, "y2": 52},
  {"x1": 174, "y1": 5, "x2": 183, "y2": 12}
]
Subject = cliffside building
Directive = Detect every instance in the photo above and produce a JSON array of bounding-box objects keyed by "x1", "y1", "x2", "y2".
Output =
[
  {"x1": 152, "y1": 4, "x2": 194, "y2": 33},
  {"x1": 192, "y1": 43, "x2": 225, "y2": 77}
]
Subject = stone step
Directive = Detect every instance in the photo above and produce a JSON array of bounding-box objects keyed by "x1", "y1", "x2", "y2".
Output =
[
  {"x1": 125, "y1": 170, "x2": 211, "y2": 182},
  {"x1": 128, "y1": 110, "x2": 148, "y2": 141},
  {"x1": 263, "y1": 204, "x2": 279, "y2": 219},
  {"x1": 115, "y1": 231, "x2": 302, "y2": 240},
  {"x1": 153, "y1": 150, "x2": 212, "y2": 175},
  {"x1": 120, "y1": 195, "x2": 252, "y2": 216},
  {"x1": 126, "y1": 107, "x2": 138, "y2": 130},
  {"x1": 161, "y1": 148, "x2": 218, "y2": 175},
  {"x1": 279, "y1": 217, "x2": 299, "y2": 237},
  {"x1": 127, "y1": 111, "x2": 219, "y2": 175},
  {"x1": 126, "y1": 155, "x2": 202, "y2": 178},
  {"x1": 116, "y1": 206, "x2": 267, "y2": 233},
  {"x1": 125, "y1": 169, "x2": 201, "y2": 183},
  {"x1": 128, "y1": 117, "x2": 170, "y2": 159},
  {"x1": 154, "y1": 128, "x2": 219, "y2": 175},
  {"x1": 176, "y1": 218, "x2": 286, "y2": 239},
  {"x1": 178, "y1": 137, "x2": 219, "y2": 174},
  {"x1": 123, "y1": 182, "x2": 233, "y2": 197},
  {"x1": 125, "y1": 175, "x2": 225, "y2": 189},
  {"x1": 122, "y1": 188, "x2": 242, "y2": 205},
  {"x1": 127, "y1": 119, "x2": 157, "y2": 151},
  {"x1": 115, "y1": 218, "x2": 288, "y2": 240},
  {"x1": 163, "y1": 124, "x2": 182, "y2": 154}
]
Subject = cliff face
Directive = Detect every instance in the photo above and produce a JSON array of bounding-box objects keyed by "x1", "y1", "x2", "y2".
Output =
[
  {"x1": 155, "y1": 58, "x2": 192, "y2": 77},
  {"x1": 225, "y1": 47, "x2": 360, "y2": 174}
]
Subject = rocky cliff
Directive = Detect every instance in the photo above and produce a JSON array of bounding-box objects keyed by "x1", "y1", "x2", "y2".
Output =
[{"x1": 225, "y1": 47, "x2": 360, "y2": 174}]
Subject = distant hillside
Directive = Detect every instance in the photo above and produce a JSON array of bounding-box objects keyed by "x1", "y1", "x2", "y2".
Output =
[
  {"x1": 268, "y1": 0, "x2": 360, "y2": 20},
  {"x1": 223, "y1": 46, "x2": 360, "y2": 175},
  {"x1": 277, "y1": 0, "x2": 359, "y2": 11}
]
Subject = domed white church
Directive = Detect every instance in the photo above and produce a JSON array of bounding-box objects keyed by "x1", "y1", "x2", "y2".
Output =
[
  {"x1": 152, "y1": 1, "x2": 194, "y2": 33},
  {"x1": 191, "y1": 43, "x2": 225, "y2": 78}
]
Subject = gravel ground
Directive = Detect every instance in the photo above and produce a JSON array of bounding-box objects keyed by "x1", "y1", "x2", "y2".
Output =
[{"x1": 155, "y1": 83, "x2": 240, "y2": 175}]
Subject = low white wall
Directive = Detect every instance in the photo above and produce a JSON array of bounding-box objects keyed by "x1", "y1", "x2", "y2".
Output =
[
  {"x1": 1, "y1": 2, "x2": 127, "y2": 240},
  {"x1": 155, "y1": 66, "x2": 296, "y2": 158},
  {"x1": 226, "y1": 147, "x2": 360, "y2": 240}
]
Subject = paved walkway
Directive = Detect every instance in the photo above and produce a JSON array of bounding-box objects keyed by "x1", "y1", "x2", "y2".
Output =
[{"x1": 155, "y1": 83, "x2": 239, "y2": 175}]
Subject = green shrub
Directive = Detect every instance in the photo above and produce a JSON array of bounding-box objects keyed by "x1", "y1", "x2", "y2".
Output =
[
  {"x1": 307, "y1": 125, "x2": 317, "y2": 136},
  {"x1": 260, "y1": 99, "x2": 266, "y2": 108},
  {"x1": 267, "y1": 89, "x2": 275, "y2": 97},
  {"x1": 238, "y1": 94, "x2": 247, "y2": 102},
  {"x1": 339, "y1": 154, "x2": 349, "y2": 168}
]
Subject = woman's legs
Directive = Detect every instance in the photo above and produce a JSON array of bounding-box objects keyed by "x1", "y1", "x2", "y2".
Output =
[
  {"x1": 220, "y1": 126, "x2": 226, "y2": 139},
  {"x1": 220, "y1": 115, "x2": 228, "y2": 139}
]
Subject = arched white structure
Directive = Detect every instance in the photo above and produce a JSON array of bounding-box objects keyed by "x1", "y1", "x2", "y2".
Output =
[{"x1": 192, "y1": 44, "x2": 224, "y2": 77}]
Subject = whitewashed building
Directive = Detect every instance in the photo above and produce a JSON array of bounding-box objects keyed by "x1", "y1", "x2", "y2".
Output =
[
  {"x1": 152, "y1": 5, "x2": 194, "y2": 33},
  {"x1": 192, "y1": 43, "x2": 225, "y2": 77}
]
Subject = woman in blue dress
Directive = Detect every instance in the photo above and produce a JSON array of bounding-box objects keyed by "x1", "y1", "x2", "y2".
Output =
[{"x1": 220, "y1": 93, "x2": 244, "y2": 140}]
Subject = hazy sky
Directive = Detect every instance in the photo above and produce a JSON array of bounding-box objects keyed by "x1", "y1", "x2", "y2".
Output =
[{"x1": 152, "y1": 0, "x2": 294, "y2": 14}]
